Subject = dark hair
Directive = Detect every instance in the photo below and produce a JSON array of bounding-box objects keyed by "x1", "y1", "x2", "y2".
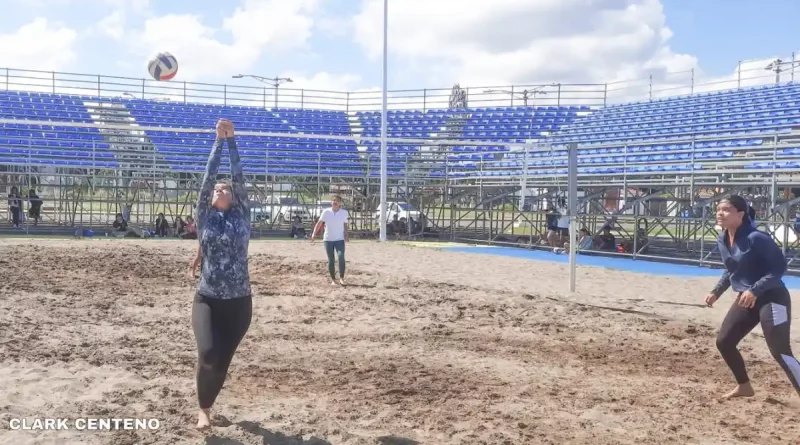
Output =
[
  {"x1": 722, "y1": 195, "x2": 754, "y2": 225},
  {"x1": 723, "y1": 195, "x2": 748, "y2": 213}
]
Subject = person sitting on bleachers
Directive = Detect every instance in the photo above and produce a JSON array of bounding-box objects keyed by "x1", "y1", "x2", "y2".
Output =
[
  {"x1": 290, "y1": 216, "x2": 307, "y2": 239},
  {"x1": 154, "y1": 213, "x2": 170, "y2": 237},
  {"x1": 112, "y1": 213, "x2": 145, "y2": 238},
  {"x1": 183, "y1": 216, "x2": 197, "y2": 239},
  {"x1": 556, "y1": 228, "x2": 594, "y2": 254},
  {"x1": 27, "y1": 189, "x2": 42, "y2": 226},
  {"x1": 387, "y1": 214, "x2": 403, "y2": 236},
  {"x1": 113, "y1": 213, "x2": 128, "y2": 234},
  {"x1": 595, "y1": 225, "x2": 616, "y2": 251},
  {"x1": 174, "y1": 216, "x2": 187, "y2": 237},
  {"x1": 408, "y1": 216, "x2": 422, "y2": 234}
]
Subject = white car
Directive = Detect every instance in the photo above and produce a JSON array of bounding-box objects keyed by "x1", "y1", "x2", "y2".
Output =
[{"x1": 374, "y1": 202, "x2": 425, "y2": 226}]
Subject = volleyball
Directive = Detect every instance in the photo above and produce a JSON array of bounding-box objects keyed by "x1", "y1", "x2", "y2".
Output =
[{"x1": 147, "y1": 52, "x2": 178, "y2": 81}]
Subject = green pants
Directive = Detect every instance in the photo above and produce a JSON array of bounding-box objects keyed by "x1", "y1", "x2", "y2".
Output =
[{"x1": 324, "y1": 240, "x2": 345, "y2": 280}]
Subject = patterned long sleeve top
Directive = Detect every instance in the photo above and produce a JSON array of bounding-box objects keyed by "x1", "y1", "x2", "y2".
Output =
[{"x1": 195, "y1": 136, "x2": 252, "y2": 299}]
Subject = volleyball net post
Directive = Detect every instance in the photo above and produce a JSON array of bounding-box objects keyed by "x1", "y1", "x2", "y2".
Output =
[{"x1": 567, "y1": 142, "x2": 578, "y2": 293}]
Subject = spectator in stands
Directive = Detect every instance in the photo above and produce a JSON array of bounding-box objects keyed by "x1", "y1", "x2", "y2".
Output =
[
  {"x1": 290, "y1": 215, "x2": 306, "y2": 239},
  {"x1": 112, "y1": 213, "x2": 145, "y2": 238},
  {"x1": 8, "y1": 186, "x2": 22, "y2": 228},
  {"x1": 155, "y1": 213, "x2": 170, "y2": 237},
  {"x1": 409, "y1": 216, "x2": 421, "y2": 234},
  {"x1": 174, "y1": 216, "x2": 187, "y2": 237},
  {"x1": 387, "y1": 214, "x2": 403, "y2": 236},
  {"x1": 156, "y1": 213, "x2": 169, "y2": 238},
  {"x1": 27, "y1": 189, "x2": 42, "y2": 226},
  {"x1": 113, "y1": 213, "x2": 128, "y2": 236},
  {"x1": 596, "y1": 225, "x2": 616, "y2": 251},
  {"x1": 183, "y1": 216, "x2": 197, "y2": 240},
  {"x1": 557, "y1": 228, "x2": 593, "y2": 254}
]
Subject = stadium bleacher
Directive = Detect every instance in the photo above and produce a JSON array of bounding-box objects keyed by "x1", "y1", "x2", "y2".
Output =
[
  {"x1": 0, "y1": 82, "x2": 799, "y2": 179},
  {"x1": 469, "y1": 82, "x2": 800, "y2": 179},
  {"x1": 0, "y1": 91, "x2": 118, "y2": 169},
  {"x1": 119, "y1": 100, "x2": 363, "y2": 176}
]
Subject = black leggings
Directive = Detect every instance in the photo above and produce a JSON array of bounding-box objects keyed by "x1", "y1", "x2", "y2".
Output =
[
  {"x1": 191, "y1": 293, "x2": 252, "y2": 409},
  {"x1": 716, "y1": 286, "x2": 800, "y2": 393},
  {"x1": 10, "y1": 207, "x2": 21, "y2": 226}
]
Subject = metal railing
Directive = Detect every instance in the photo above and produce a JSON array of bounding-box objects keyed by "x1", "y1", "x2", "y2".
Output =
[{"x1": 1, "y1": 52, "x2": 797, "y2": 111}]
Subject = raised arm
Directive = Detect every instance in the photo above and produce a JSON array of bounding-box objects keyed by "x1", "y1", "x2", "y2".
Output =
[
  {"x1": 749, "y1": 232, "x2": 787, "y2": 297},
  {"x1": 225, "y1": 133, "x2": 249, "y2": 219},
  {"x1": 196, "y1": 136, "x2": 224, "y2": 226}
]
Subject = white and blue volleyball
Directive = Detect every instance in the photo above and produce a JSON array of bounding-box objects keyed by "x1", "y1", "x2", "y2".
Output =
[{"x1": 148, "y1": 52, "x2": 178, "y2": 81}]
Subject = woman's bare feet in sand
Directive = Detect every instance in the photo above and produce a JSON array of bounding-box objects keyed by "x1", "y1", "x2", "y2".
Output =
[
  {"x1": 722, "y1": 382, "x2": 755, "y2": 399},
  {"x1": 197, "y1": 408, "x2": 211, "y2": 429},
  {"x1": 339, "y1": 278, "x2": 346, "y2": 286}
]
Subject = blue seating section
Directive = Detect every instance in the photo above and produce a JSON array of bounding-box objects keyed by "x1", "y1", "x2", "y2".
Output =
[
  {"x1": 0, "y1": 91, "x2": 117, "y2": 168},
  {"x1": 112, "y1": 100, "x2": 361, "y2": 174},
  {"x1": 463, "y1": 106, "x2": 586, "y2": 142},
  {"x1": 2, "y1": 82, "x2": 800, "y2": 177},
  {"x1": 450, "y1": 82, "x2": 800, "y2": 179}
]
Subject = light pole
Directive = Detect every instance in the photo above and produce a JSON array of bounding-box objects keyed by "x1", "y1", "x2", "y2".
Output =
[
  {"x1": 231, "y1": 74, "x2": 293, "y2": 108},
  {"x1": 764, "y1": 58, "x2": 800, "y2": 85},
  {"x1": 378, "y1": 0, "x2": 388, "y2": 242}
]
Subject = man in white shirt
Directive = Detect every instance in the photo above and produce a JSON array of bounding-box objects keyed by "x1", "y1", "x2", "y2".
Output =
[{"x1": 311, "y1": 195, "x2": 349, "y2": 285}]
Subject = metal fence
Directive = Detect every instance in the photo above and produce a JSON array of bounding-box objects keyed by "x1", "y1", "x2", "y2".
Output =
[{"x1": 1, "y1": 53, "x2": 797, "y2": 111}]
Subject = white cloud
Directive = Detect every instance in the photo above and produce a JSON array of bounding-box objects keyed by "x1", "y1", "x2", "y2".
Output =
[
  {"x1": 352, "y1": 0, "x2": 698, "y2": 91},
  {"x1": 96, "y1": 10, "x2": 126, "y2": 40},
  {"x1": 223, "y1": 0, "x2": 322, "y2": 51},
  {"x1": 283, "y1": 71, "x2": 362, "y2": 92},
  {"x1": 606, "y1": 51, "x2": 800, "y2": 104},
  {"x1": 102, "y1": 0, "x2": 150, "y2": 13},
  {"x1": 0, "y1": 18, "x2": 77, "y2": 72},
  {"x1": 123, "y1": 0, "x2": 324, "y2": 82},
  {"x1": 272, "y1": 71, "x2": 364, "y2": 109}
]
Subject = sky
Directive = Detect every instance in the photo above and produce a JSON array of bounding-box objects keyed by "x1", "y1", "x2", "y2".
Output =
[{"x1": 0, "y1": 0, "x2": 798, "y2": 108}]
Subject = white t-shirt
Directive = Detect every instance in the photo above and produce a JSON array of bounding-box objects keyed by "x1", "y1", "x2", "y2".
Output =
[
  {"x1": 319, "y1": 208, "x2": 349, "y2": 241},
  {"x1": 556, "y1": 206, "x2": 570, "y2": 229}
]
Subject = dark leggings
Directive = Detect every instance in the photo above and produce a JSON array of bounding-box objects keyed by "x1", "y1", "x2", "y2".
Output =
[
  {"x1": 716, "y1": 286, "x2": 800, "y2": 393},
  {"x1": 324, "y1": 240, "x2": 345, "y2": 280},
  {"x1": 191, "y1": 293, "x2": 252, "y2": 409},
  {"x1": 10, "y1": 207, "x2": 20, "y2": 226}
]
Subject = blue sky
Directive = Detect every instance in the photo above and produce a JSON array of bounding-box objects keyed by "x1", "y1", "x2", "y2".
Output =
[
  {"x1": 661, "y1": 0, "x2": 799, "y2": 77},
  {"x1": 0, "y1": 0, "x2": 797, "y2": 102}
]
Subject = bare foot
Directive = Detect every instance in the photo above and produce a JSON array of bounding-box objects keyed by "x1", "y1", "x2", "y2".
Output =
[
  {"x1": 721, "y1": 382, "x2": 755, "y2": 399},
  {"x1": 196, "y1": 409, "x2": 211, "y2": 429},
  {"x1": 330, "y1": 280, "x2": 338, "y2": 286},
  {"x1": 339, "y1": 278, "x2": 346, "y2": 286}
]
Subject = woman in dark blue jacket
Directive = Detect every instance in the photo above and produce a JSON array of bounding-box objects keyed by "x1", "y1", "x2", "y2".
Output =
[{"x1": 705, "y1": 195, "x2": 800, "y2": 400}]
